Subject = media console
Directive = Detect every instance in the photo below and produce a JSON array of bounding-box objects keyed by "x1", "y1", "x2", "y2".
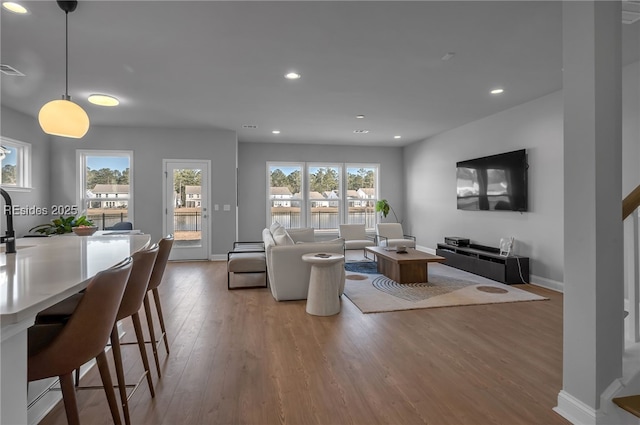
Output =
[{"x1": 436, "y1": 242, "x2": 529, "y2": 284}]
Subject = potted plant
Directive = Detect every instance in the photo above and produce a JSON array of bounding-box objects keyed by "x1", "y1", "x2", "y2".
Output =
[
  {"x1": 29, "y1": 215, "x2": 95, "y2": 235},
  {"x1": 375, "y1": 199, "x2": 399, "y2": 223}
]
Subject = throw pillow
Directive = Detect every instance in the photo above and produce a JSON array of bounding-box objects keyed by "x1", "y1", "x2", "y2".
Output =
[
  {"x1": 269, "y1": 221, "x2": 282, "y2": 234},
  {"x1": 272, "y1": 226, "x2": 294, "y2": 245}
]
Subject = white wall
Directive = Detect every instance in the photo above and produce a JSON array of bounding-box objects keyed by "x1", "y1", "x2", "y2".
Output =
[
  {"x1": 0, "y1": 107, "x2": 51, "y2": 237},
  {"x1": 404, "y1": 61, "x2": 640, "y2": 288},
  {"x1": 237, "y1": 142, "x2": 404, "y2": 241},
  {"x1": 46, "y1": 125, "x2": 238, "y2": 256}
]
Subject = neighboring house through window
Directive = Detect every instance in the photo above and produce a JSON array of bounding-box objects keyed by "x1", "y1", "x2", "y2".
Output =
[{"x1": 78, "y1": 150, "x2": 133, "y2": 229}]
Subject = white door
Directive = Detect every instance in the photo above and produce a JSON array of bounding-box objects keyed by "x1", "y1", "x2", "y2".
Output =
[{"x1": 163, "y1": 160, "x2": 210, "y2": 260}]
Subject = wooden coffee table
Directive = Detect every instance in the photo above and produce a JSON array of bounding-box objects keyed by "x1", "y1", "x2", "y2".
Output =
[{"x1": 365, "y1": 246, "x2": 446, "y2": 284}]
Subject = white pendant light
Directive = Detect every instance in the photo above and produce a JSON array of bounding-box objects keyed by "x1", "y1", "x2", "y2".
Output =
[{"x1": 38, "y1": 1, "x2": 89, "y2": 139}]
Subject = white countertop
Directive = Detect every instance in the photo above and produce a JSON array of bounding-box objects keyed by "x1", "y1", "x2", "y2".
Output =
[{"x1": 1, "y1": 232, "x2": 150, "y2": 328}]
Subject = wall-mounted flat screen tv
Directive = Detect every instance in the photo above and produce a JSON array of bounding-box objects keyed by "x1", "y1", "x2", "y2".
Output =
[{"x1": 456, "y1": 149, "x2": 528, "y2": 211}]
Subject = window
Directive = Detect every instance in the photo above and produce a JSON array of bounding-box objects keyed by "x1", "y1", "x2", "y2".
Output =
[
  {"x1": 346, "y1": 165, "x2": 378, "y2": 228},
  {"x1": 308, "y1": 164, "x2": 341, "y2": 230},
  {"x1": 78, "y1": 150, "x2": 133, "y2": 229},
  {"x1": 267, "y1": 162, "x2": 379, "y2": 231},
  {"x1": 268, "y1": 162, "x2": 303, "y2": 228},
  {"x1": 0, "y1": 136, "x2": 32, "y2": 190}
]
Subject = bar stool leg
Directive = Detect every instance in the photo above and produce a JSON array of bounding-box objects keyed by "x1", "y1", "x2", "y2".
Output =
[
  {"x1": 59, "y1": 372, "x2": 80, "y2": 425},
  {"x1": 110, "y1": 326, "x2": 130, "y2": 425},
  {"x1": 152, "y1": 288, "x2": 170, "y2": 355},
  {"x1": 132, "y1": 312, "x2": 155, "y2": 397},
  {"x1": 143, "y1": 293, "x2": 162, "y2": 378},
  {"x1": 96, "y1": 350, "x2": 123, "y2": 425}
]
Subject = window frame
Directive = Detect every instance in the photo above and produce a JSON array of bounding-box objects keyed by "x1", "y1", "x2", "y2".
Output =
[
  {"x1": 0, "y1": 136, "x2": 32, "y2": 191},
  {"x1": 266, "y1": 161, "x2": 304, "y2": 229},
  {"x1": 267, "y1": 161, "x2": 379, "y2": 232},
  {"x1": 307, "y1": 162, "x2": 342, "y2": 233},
  {"x1": 344, "y1": 163, "x2": 379, "y2": 228},
  {"x1": 77, "y1": 149, "x2": 134, "y2": 225}
]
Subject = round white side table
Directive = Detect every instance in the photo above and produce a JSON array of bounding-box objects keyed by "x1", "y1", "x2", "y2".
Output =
[{"x1": 302, "y1": 252, "x2": 345, "y2": 316}]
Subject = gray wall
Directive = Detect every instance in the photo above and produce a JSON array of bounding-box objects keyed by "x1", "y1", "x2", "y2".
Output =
[
  {"x1": 237, "y1": 142, "x2": 404, "y2": 241},
  {"x1": 0, "y1": 107, "x2": 51, "y2": 236},
  {"x1": 404, "y1": 61, "x2": 640, "y2": 288},
  {"x1": 14, "y1": 122, "x2": 238, "y2": 256},
  {"x1": 623, "y1": 61, "x2": 640, "y2": 197}
]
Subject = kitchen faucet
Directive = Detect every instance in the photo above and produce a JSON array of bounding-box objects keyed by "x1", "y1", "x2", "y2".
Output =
[{"x1": 1, "y1": 188, "x2": 16, "y2": 253}]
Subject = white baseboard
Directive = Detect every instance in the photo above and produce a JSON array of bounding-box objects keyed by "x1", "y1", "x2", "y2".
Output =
[
  {"x1": 210, "y1": 254, "x2": 226, "y2": 261},
  {"x1": 554, "y1": 390, "x2": 597, "y2": 425},
  {"x1": 530, "y1": 274, "x2": 564, "y2": 293},
  {"x1": 417, "y1": 245, "x2": 435, "y2": 254}
]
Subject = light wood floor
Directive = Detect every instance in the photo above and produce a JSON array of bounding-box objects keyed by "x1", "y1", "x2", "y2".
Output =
[{"x1": 39, "y1": 261, "x2": 569, "y2": 425}]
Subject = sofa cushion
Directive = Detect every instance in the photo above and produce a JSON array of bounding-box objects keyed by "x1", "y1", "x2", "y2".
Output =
[
  {"x1": 272, "y1": 226, "x2": 294, "y2": 245},
  {"x1": 287, "y1": 227, "x2": 315, "y2": 243},
  {"x1": 228, "y1": 252, "x2": 267, "y2": 273},
  {"x1": 318, "y1": 237, "x2": 345, "y2": 245}
]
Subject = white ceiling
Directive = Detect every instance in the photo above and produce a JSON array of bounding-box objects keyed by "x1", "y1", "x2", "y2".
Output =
[{"x1": 1, "y1": 1, "x2": 639, "y2": 147}]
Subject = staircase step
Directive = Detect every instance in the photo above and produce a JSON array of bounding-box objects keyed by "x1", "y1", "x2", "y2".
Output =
[{"x1": 613, "y1": 395, "x2": 640, "y2": 418}]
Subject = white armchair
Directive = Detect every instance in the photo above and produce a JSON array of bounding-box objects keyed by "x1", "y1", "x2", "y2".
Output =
[
  {"x1": 339, "y1": 224, "x2": 375, "y2": 258},
  {"x1": 376, "y1": 223, "x2": 416, "y2": 248}
]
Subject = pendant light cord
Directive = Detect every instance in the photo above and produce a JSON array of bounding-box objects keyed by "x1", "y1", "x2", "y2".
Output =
[{"x1": 65, "y1": 10, "x2": 69, "y2": 100}]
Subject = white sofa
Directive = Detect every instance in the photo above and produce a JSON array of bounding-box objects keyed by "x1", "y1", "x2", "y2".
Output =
[{"x1": 263, "y1": 224, "x2": 344, "y2": 301}]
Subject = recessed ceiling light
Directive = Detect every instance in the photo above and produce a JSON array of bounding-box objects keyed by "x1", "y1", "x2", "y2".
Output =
[
  {"x1": 284, "y1": 72, "x2": 301, "y2": 80},
  {"x1": 88, "y1": 94, "x2": 120, "y2": 106},
  {"x1": 2, "y1": 2, "x2": 28, "y2": 14},
  {"x1": 272, "y1": 130, "x2": 281, "y2": 134},
  {"x1": 356, "y1": 115, "x2": 365, "y2": 119},
  {"x1": 353, "y1": 130, "x2": 370, "y2": 134},
  {"x1": 394, "y1": 135, "x2": 402, "y2": 139},
  {"x1": 490, "y1": 88, "x2": 505, "y2": 95}
]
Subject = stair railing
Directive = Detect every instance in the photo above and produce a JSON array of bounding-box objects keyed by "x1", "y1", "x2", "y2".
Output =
[
  {"x1": 624, "y1": 184, "x2": 640, "y2": 343},
  {"x1": 623, "y1": 185, "x2": 640, "y2": 221}
]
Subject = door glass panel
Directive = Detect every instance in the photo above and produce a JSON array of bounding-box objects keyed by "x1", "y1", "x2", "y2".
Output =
[{"x1": 173, "y1": 168, "x2": 202, "y2": 247}]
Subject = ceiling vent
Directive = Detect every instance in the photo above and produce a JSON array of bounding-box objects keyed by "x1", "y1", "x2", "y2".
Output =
[
  {"x1": 623, "y1": 1, "x2": 640, "y2": 24},
  {"x1": 353, "y1": 129, "x2": 370, "y2": 134},
  {"x1": 242, "y1": 125, "x2": 258, "y2": 129},
  {"x1": 0, "y1": 64, "x2": 25, "y2": 76}
]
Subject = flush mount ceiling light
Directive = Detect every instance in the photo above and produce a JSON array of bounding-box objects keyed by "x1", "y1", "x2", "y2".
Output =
[
  {"x1": 490, "y1": 88, "x2": 505, "y2": 95},
  {"x1": 88, "y1": 94, "x2": 120, "y2": 106},
  {"x1": 356, "y1": 115, "x2": 365, "y2": 119},
  {"x1": 38, "y1": 0, "x2": 90, "y2": 139},
  {"x1": 2, "y1": 2, "x2": 28, "y2": 14},
  {"x1": 272, "y1": 130, "x2": 281, "y2": 134},
  {"x1": 394, "y1": 135, "x2": 402, "y2": 139},
  {"x1": 284, "y1": 72, "x2": 301, "y2": 80}
]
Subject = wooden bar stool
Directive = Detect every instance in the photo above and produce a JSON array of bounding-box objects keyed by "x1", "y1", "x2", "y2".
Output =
[
  {"x1": 110, "y1": 244, "x2": 159, "y2": 425},
  {"x1": 36, "y1": 246, "x2": 159, "y2": 425},
  {"x1": 142, "y1": 235, "x2": 174, "y2": 378},
  {"x1": 28, "y1": 258, "x2": 133, "y2": 425}
]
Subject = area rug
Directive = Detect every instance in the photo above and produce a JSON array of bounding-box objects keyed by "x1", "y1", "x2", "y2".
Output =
[
  {"x1": 344, "y1": 261, "x2": 378, "y2": 274},
  {"x1": 343, "y1": 263, "x2": 547, "y2": 314}
]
